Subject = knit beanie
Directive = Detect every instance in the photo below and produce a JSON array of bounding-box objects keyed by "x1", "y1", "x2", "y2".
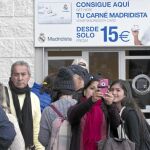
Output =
[
  {"x1": 72, "y1": 58, "x2": 89, "y2": 71},
  {"x1": 68, "y1": 65, "x2": 91, "y2": 86},
  {"x1": 53, "y1": 67, "x2": 75, "y2": 92}
]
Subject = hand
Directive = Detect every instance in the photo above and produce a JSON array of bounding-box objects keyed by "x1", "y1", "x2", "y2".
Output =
[
  {"x1": 103, "y1": 91, "x2": 114, "y2": 105},
  {"x1": 131, "y1": 30, "x2": 139, "y2": 37},
  {"x1": 92, "y1": 88, "x2": 103, "y2": 103}
]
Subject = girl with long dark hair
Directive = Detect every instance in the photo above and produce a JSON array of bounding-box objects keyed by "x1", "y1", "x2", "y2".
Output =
[{"x1": 110, "y1": 79, "x2": 150, "y2": 150}]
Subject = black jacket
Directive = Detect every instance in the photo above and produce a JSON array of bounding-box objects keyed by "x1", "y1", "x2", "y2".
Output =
[
  {"x1": 122, "y1": 107, "x2": 150, "y2": 150},
  {"x1": 68, "y1": 97, "x2": 121, "y2": 150}
]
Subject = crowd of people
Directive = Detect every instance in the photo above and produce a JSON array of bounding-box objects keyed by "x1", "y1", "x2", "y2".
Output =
[{"x1": 0, "y1": 59, "x2": 150, "y2": 150}]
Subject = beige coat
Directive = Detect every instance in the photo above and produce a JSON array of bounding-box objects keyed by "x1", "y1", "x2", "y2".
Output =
[{"x1": 7, "y1": 113, "x2": 25, "y2": 150}]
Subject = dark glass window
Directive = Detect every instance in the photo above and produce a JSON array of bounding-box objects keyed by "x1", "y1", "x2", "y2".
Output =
[{"x1": 126, "y1": 50, "x2": 150, "y2": 56}]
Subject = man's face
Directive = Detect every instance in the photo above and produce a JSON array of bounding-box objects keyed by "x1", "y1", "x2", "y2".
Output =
[{"x1": 11, "y1": 65, "x2": 30, "y2": 89}]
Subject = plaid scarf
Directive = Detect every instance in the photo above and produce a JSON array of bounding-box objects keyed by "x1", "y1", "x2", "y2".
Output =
[{"x1": 9, "y1": 79, "x2": 33, "y2": 148}]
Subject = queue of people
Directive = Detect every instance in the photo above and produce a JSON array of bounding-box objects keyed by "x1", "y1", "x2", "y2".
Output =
[{"x1": 0, "y1": 59, "x2": 150, "y2": 150}]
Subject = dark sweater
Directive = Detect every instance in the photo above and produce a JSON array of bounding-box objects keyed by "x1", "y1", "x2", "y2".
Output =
[{"x1": 67, "y1": 98, "x2": 121, "y2": 150}]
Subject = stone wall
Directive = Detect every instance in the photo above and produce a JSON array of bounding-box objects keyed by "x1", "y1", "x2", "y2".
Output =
[{"x1": 0, "y1": 0, "x2": 35, "y2": 85}]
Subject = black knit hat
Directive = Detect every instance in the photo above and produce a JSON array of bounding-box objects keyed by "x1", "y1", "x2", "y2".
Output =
[
  {"x1": 53, "y1": 67, "x2": 75, "y2": 92},
  {"x1": 68, "y1": 65, "x2": 91, "y2": 86}
]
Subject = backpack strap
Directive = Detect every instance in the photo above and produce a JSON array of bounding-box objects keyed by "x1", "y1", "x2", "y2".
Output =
[
  {"x1": 2, "y1": 86, "x2": 11, "y2": 113},
  {"x1": 4, "y1": 86, "x2": 10, "y2": 108},
  {"x1": 50, "y1": 105, "x2": 64, "y2": 119}
]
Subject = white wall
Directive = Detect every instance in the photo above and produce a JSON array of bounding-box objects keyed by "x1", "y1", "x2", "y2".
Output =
[{"x1": 0, "y1": 0, "x2": 35, "y2": 86}]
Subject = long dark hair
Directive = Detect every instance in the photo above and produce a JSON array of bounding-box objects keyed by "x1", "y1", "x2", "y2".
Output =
[
  {"x1": 82, "y1": 76, "x2": 109, "y2": 118},
  {"x1": 84, "y1": 77, "x2": 99, "y2": 91},
  {"x1": 110, "y1": 80, "x2": 134, "y2": 107},
  {"x1": 110, "y1": 79, "x2": 149, "y2": 142}
]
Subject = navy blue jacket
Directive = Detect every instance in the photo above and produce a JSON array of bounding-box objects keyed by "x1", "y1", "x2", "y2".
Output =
[{"x1": 0, "y1": 106, "x2": 16, "y2": 150}]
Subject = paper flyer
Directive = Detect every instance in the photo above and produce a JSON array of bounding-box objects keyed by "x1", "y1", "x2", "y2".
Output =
[{"x1": 38, "y1": 2, "x2": 72, "y2": 24}]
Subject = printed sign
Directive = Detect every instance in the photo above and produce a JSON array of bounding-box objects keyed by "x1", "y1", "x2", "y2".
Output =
[
  {"x1": 38, "y1": 3, "x2": 72, "y2": 24},
  {"x1": 35, "y1": 0, "x2": 150, "y2": 47}
]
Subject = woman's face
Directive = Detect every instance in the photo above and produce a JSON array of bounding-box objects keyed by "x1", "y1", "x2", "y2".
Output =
[
  {"x1": 84, "y1": 81, "x2": 99, "y2": 99},
  {"x1": 110, "y1": 83, "x2": 125, "y2": 103}
]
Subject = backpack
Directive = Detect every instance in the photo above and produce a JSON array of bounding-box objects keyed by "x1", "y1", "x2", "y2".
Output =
[{"x1": 49, "y1": 105, "x2": 71, "y2": 150}]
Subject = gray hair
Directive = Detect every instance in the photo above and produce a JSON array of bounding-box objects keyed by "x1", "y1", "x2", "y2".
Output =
[{"x1": 11, "y1": 60, "x2": 31, "y2": 76}]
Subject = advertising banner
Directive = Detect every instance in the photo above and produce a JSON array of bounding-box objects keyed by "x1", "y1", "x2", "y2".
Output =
[{"x1": 35, "y1": 0, "x2": 150, "y2": 47}]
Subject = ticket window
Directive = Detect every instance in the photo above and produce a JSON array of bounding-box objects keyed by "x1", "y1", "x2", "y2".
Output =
[
  {"x1": 126, "y1": 50, "x2": 150, "y2": 79},
  {"x1": 47, "y1": 51, "x2": 82, "y2": 75},
  {"x1": 125, "y1": 50, "x2": 150, "y2": 110},
  {"x1": 48, "y1": 59, "x2": 73, "y2": 75},
  {"x1": 126, "y1": 59, "x2": 150, "y2": 79},
  {"x1": 47, "y1": 51, "x2": 119, "y2": 81},
  {"x1": 89, "y1": 52, "x2": 118, "y2": 81}
]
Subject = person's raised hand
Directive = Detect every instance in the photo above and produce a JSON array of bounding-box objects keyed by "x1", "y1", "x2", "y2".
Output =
[
  {"x1": 92, "y1": 88, "x2": 103, "y2": 102},
  {"x1": 103, "y1": 91, "x2": 114, "y2": 105}
]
